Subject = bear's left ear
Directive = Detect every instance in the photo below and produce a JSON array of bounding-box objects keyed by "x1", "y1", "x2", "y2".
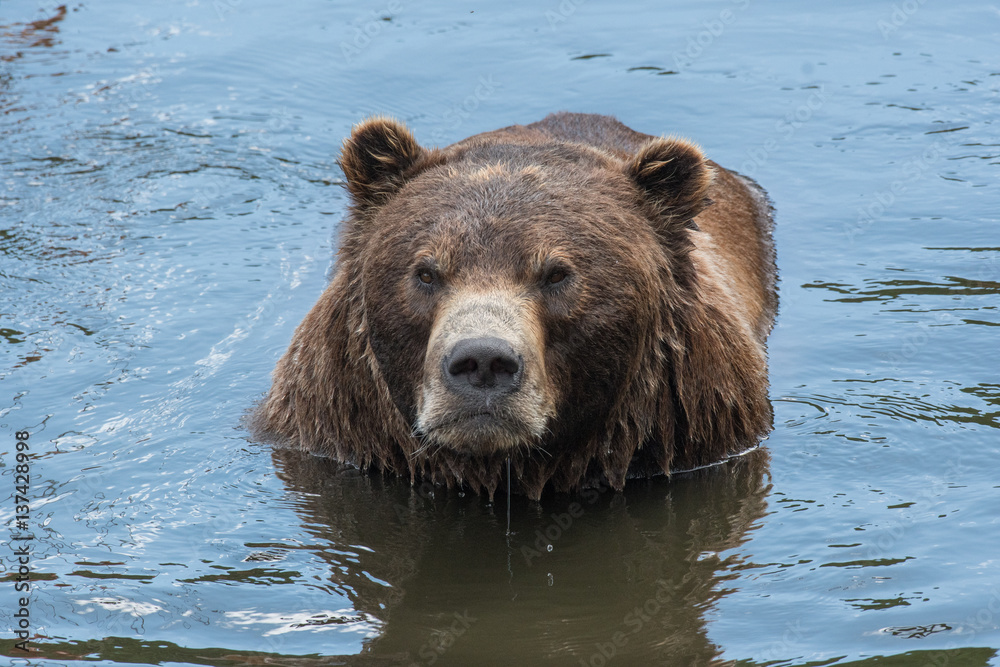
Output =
[
  {"x1": 339, "y1": 117, "x2": 428, "y2": 211},
  {"x1": 625, "y1": 137, "x2": 714, "y2": 227}
]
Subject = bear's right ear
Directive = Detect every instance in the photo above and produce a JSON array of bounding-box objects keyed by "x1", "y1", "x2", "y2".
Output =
[{"x1": 339, "y1": 117, "x2": 427, "y2": 210}]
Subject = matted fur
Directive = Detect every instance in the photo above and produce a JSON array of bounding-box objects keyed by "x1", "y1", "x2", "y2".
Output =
[{"x1": 253, "y1": 112, "x2": 776, "y2": 500}]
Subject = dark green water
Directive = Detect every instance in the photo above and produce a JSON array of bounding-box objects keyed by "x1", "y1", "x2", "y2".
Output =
[{"x1": 1, "y1": 1, "x2": 998, "y2": 665}]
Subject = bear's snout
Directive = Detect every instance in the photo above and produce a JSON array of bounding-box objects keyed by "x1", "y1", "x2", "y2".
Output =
[
  {"x1": 443, "y1": 337, "x2": 523, "y2": 397},
  {"x1": 414, "y1": 290, "x2": 555, "y2": 454}
]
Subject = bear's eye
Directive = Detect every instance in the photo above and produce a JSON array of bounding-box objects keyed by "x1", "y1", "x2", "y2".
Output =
[
  {"x1": 417, "y1": 268, "x2": 436, "y2": 285},
  {"x1": 545, "y1": 269, "x2": 568, "y2": 286}
]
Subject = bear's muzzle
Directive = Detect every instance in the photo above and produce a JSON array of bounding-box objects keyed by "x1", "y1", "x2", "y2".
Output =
[{"x1": 414, "y1": 290, "x2": 554, "y2": 454}]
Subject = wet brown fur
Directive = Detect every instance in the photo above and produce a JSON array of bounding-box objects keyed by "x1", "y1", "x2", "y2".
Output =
[{"x1": 253, "y1": 112, "x2": 777, "y2": 500}]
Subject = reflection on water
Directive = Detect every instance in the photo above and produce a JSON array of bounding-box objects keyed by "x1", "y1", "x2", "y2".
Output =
[
  {"x1": 804, "y1": 273, "x2": 1000, "y2": 303},
  {"x1": 0, "y1": 5, "x2": 67, "y2": 59},
  {"x1": 273, "y1": 448, "x2": 771, "y2": 665},
  {"x1": 780, "y1": 382, "x2": 1000, "y2": 431}
]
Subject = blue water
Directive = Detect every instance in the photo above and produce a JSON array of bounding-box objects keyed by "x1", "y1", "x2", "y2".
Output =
[{"x1": 2, "y1": 1, "x2": 998, "y2": 665}]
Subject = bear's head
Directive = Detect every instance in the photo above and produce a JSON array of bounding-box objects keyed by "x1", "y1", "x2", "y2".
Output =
[{"x1": 256, "y1": 116, "x2": 771, "y2": 499}]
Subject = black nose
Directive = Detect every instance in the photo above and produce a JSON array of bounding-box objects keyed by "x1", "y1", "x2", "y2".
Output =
[{"x1": 444, "y1": 337, "x2": 523, "y2": 396}]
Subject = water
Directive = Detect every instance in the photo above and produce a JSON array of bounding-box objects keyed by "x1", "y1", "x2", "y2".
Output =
[{"x1": 1, "y1": 1, "x2": 998, "y2": 665}]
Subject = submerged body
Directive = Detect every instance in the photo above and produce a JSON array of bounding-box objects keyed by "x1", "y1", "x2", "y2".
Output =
[{"x1": 254, "y1": 112, "x2": 776, "y2": 499}]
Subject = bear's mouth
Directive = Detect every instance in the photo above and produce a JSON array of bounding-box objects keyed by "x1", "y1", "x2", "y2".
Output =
[
  {"x1": 425, "y1": 409, "x2": 509, "y2": 434},
  {"x1": 415, "y1": 408, "x2": 531, "y2": 454}
]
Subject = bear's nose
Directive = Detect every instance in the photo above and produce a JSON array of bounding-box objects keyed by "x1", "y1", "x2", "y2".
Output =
[{"x1": 444, "y1": 337, "x2": 523, "y2": 396}]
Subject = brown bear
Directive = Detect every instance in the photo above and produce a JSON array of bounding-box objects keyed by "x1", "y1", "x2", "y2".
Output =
[{"x1": 253, "y1": 112, "x2": 776, "y2": 500}]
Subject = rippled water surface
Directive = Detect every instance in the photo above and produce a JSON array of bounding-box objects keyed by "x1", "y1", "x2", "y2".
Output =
[{"x1": 2, "y1": 1, "x2": 998, "y2": 665}]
